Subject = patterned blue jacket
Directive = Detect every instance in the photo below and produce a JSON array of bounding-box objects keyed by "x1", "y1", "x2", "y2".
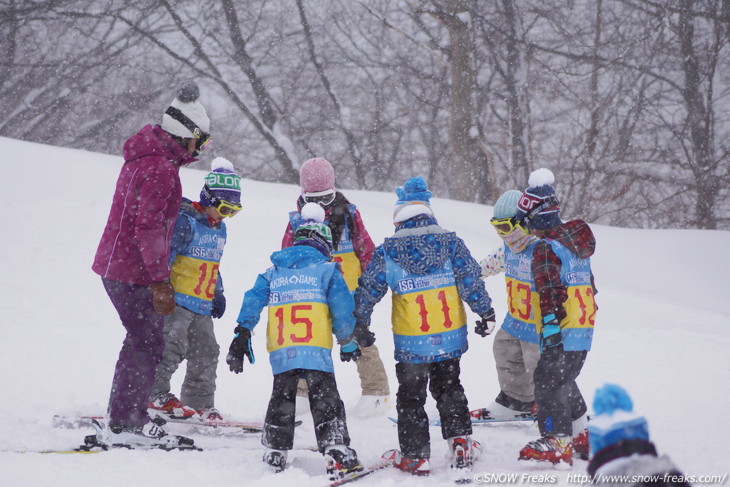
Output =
[{"x1": 354, "y1": 215, "x2": 493, "y2": 363}]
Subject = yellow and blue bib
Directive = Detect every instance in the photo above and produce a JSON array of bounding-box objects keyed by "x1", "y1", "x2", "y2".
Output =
[
  {"x1": 384, "y1": 255, "x2": 467, "y2": 363},
  {"x1": 265, "y1": 263, "x2": 338, "y2": 373},
  {"x1": 546, "y1": 239, "x2": 597, "y2": 351},
  {"x1": 501, "y1": 243, "x2": 540, "y2": 344},
  {"x1": 169, "y1": 214, "x2": 226, "y2": 315}
]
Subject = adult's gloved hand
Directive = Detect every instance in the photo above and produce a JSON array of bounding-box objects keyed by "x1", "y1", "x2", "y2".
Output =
[
  {"x1": 150, "y1": 280, "x2": 175, "y2": 315},
  {"x1": 353, "y1": 323, "x2": 376, "y2": 348},
  {"x1": 475, "y1": 308, "x2": 496, "y2": 337},
  {"x1": 211, "y1": 291, "x2": 226, "y2": 319},
  {"x1": 226, "y1": 325, "x2": 255, "y2": 373},
  {"x1": 340, "y1": 340, "x2": 362, "y2": 362},
  {"x1": 540, "y1": 314, "x2": 563, "y2": 353}
]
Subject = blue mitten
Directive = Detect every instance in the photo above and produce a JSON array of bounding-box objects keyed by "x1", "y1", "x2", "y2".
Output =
[{"x1": 540, "y1": 314, "x2": 563, "y2": 353}]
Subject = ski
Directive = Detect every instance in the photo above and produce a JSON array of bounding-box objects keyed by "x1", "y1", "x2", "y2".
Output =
[
  {"x1": 467, "y1": 407, "x2": 536, "y2": 422},
  {"x1": 388, "y1": 415, "x2": 534, "y2": 427},
  {"x1": 29, "y1": 432, "x2": 200, "y2": 454},
  {"x1": 52, "y1": 413, "x2": 278, "y2": 433},
  {"x1": 325, "y1": 458, "x2": 392, "y2": 486}
]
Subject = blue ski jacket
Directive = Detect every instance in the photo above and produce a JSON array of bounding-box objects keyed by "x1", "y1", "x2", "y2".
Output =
[{"x1": 236, "y1": 245, "x2": 356, "y2": 374}]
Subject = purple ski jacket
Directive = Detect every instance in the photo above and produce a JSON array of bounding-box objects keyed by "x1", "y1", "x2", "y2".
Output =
[{"x1": 92, "y1": 124, "x2": 197, "y2": 285}]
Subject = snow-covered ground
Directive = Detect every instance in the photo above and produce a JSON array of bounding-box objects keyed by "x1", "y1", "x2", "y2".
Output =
[{"x1": 0, "y1": 136, "x2": 728, "y2": 486}]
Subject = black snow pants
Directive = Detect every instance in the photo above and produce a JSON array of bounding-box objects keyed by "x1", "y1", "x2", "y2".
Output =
[
  {"x1": 262, "y1": 368, "x2": 350, "y2": 453},
  {"x1": 534, "y1": 348, "x2": 588, "y2": 437},
  {"x1": 395, "y1": 357, "x2": 472, "y2": 459}
]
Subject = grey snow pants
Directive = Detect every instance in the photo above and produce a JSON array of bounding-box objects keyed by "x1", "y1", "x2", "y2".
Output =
[
  {"x1": 493, "y1": 327, "x2": 541, "y2": 405},
  {"x1": 151, "y1": 305, "x2": 220, "y2": 410}
]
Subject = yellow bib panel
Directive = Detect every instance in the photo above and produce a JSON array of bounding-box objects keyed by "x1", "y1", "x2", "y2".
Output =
[
  {"x1": 505, "y1": 276, "x2": 541, "y2": 325},
  {"x1": 560, "y1": 284, "x2": 597, "y2": 331},
  {"x1": 333, "y1": 251, "x2": 362, "y2": 291},
  {"x1": 266, "y1": 301, "x2": 334, "y2": 352},
  {"x1": 170, "y1": 255, "x2": 219, "y2": 301},
  {"x1": 392, "y1": 285, "x2": 466, "y2": 336}
]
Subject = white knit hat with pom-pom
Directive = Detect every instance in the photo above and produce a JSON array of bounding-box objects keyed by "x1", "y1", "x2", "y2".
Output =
[{"x1": 162, "y1": 80, "x2": 210, "y2": 139}]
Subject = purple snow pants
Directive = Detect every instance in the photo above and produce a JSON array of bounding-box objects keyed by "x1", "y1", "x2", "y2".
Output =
[{"x1": 102, "y1": 278, "x2": 165, "y2": 427}]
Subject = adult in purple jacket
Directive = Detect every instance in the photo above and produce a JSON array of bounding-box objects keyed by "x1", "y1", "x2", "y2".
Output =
[{"x1": 91, "y1": 81, "x2": 213, "y2": 449}]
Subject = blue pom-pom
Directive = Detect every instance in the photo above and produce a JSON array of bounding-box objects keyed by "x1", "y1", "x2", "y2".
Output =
[
  {"x1": 177, "y1": 80, "x2": 200, "y2": 103},
  {"x1": 404, "y1": 176, "x2": 429, "y2": 194},
  {"x1": 593, "y1": 384, "x2": 634, "y2": 416}
]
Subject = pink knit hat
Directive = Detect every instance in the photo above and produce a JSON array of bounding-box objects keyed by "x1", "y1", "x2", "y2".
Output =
[{"x1": 300, "y1": 158, "x2": 335, "y2": 193}]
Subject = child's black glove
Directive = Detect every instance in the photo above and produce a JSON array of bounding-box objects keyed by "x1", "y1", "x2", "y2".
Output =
[
  {"x1": 226, "y1": 325, "x2": 255, "y2": 373},
  {"x1": 211, "y1": 291, "x2": 226, "y2": 319},
  {"x1": 353, "y1": 323, "x2": 376, "y2": 348},
  {"x1": 340, "y1": 340, "x2": 362, "y2": 362},
  {"x1": 475, "y1": 308, "x2": 496, "y2": 337}
]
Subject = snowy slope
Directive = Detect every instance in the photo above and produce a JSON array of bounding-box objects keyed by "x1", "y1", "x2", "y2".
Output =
[{"x1": 0, "y1": 136, "x2": 728, "y2": 486}]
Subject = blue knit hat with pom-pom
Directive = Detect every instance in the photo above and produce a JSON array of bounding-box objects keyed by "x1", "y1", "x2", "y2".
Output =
[
  {"x1": 588, "y1": 384, "x2": 650, "y2": 457},
  {"x1": 393, "y1": 176, "x2": 434, "y2": 223},
  {"x1": 515, "y1": 168, "x2": 562, "y2": 230}
]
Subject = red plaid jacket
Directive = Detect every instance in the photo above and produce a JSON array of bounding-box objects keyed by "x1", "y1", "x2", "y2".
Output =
[{"x1": 532, "y1": 220, "x2": 597, "y2": 323}]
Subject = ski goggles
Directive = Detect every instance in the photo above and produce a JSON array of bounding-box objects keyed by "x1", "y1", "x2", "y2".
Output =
[
  {"x1": 202, "y1": 185, "x2": 242, "y2": 217},
  {"x1": 490, "y1": 217, "x2": 526, "y2": 236},
  {"x1": 303, "y1": 189, "x2": 336, "y2": 207},
  {"x1": 165, "y1": 106, "x2": 212, "y2": 152}
]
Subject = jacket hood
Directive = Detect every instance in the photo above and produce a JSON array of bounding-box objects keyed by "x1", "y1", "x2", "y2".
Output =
[
  {"x1": 383, "y1": 232, "x2": 454, "y2": 275},
  {"x1": 545, "y1": 220, "x2": 596, "y2": 259},
  {"x1": 180, "y1": 198, "x2": 221, "y2": 229},
  {"x1": 123, "y1": 124, "x2": 197, "y2": 167},
  {"x1": 270, "y1": 245, "x2": 329, "y2": 269}
]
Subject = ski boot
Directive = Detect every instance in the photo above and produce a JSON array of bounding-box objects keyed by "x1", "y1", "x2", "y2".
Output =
[
  {"x1": 381, "y1": 449, "x2": 430, "y2": 476},
  {"x1": 94, "y1": 417, "x2": 196, "y2": 450},
  {"x1": 197, "y1": 407, "x2": 224, "y2": 422},
  {"x1": 449, "y1": 436, "x2": 482, "y2": 470},
  {"x1": 263, "y1": 448, "x2": 287, "y2": 473},
  {"x1": 572, "y1": 429, "x2": 589, "y2": 460},
  {"x1": 351, "y1": 395, "x2": 390, "y2": 418},
  {"x1": 472, "y1": 396, "x2": 536, "y2": 420},
  {"x1": 324, "y1": 445, "x2": 363, "y2": 479},
  {"x1": 148, "y1": 392, "x2": 197, "y2": 419},
  {"x1": 519, "y1": 434, "x2": 573, "y2": 465},
  {"x1": 572, "y1": 413, "x2": 590, "y2": 460}
]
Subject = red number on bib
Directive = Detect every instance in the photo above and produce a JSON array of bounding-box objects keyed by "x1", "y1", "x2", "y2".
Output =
[
  {"x1": 415, "y1": 294, "x2": 430, "y2": 332},
  {"x1": 507, "y1": 280, "x2": 532, "y2": 320},
  {"x1": 193, "y1": 263, "x2": 220, "y2": 298},
  {"x1": 290, "y1": 305, "x2": 314, "y2": 343},
  {"x1": 414, "y1": 292, "x2": 453, "y2": 331},
  {"x1": 574, "y1": 288, "x2": 596, "y2": 325},
  {"x1": 275, "y1": 305, "x2": 314, "y2": 345},
  {"x1": 437, "y1": 290, "x2": 452, "y2": 328}
]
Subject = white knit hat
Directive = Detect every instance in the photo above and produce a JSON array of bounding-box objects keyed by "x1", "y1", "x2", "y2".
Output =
[{"x1": 161, "y1": 80, "x2": 210, "y2": 139}]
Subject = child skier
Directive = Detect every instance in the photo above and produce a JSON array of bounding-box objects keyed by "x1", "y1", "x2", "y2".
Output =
[
  {"x1": 226, "y1": 203, "x2": 363, "y2": 478},
  {"x1": 515, "y1": 168, "x2": 596, "y2": 466},
  {"x1": 588, "y1": 384, "x2": 692, "y2": 486},
  {"x1": 281, "y1": 157, "x2": 390, "y2": 417},
  {"x1": 149, "y1": 158, "x2": 241, "y2": 422},
  {"x1": 477, "y1": 189, "x2": 590, "y2": 460},
  {"x1": 476, "y1": 189, "x2": 541, "y2": 417},
  {"x1": 353, "y1": 177, "x2": 496, "y2": 476}
]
